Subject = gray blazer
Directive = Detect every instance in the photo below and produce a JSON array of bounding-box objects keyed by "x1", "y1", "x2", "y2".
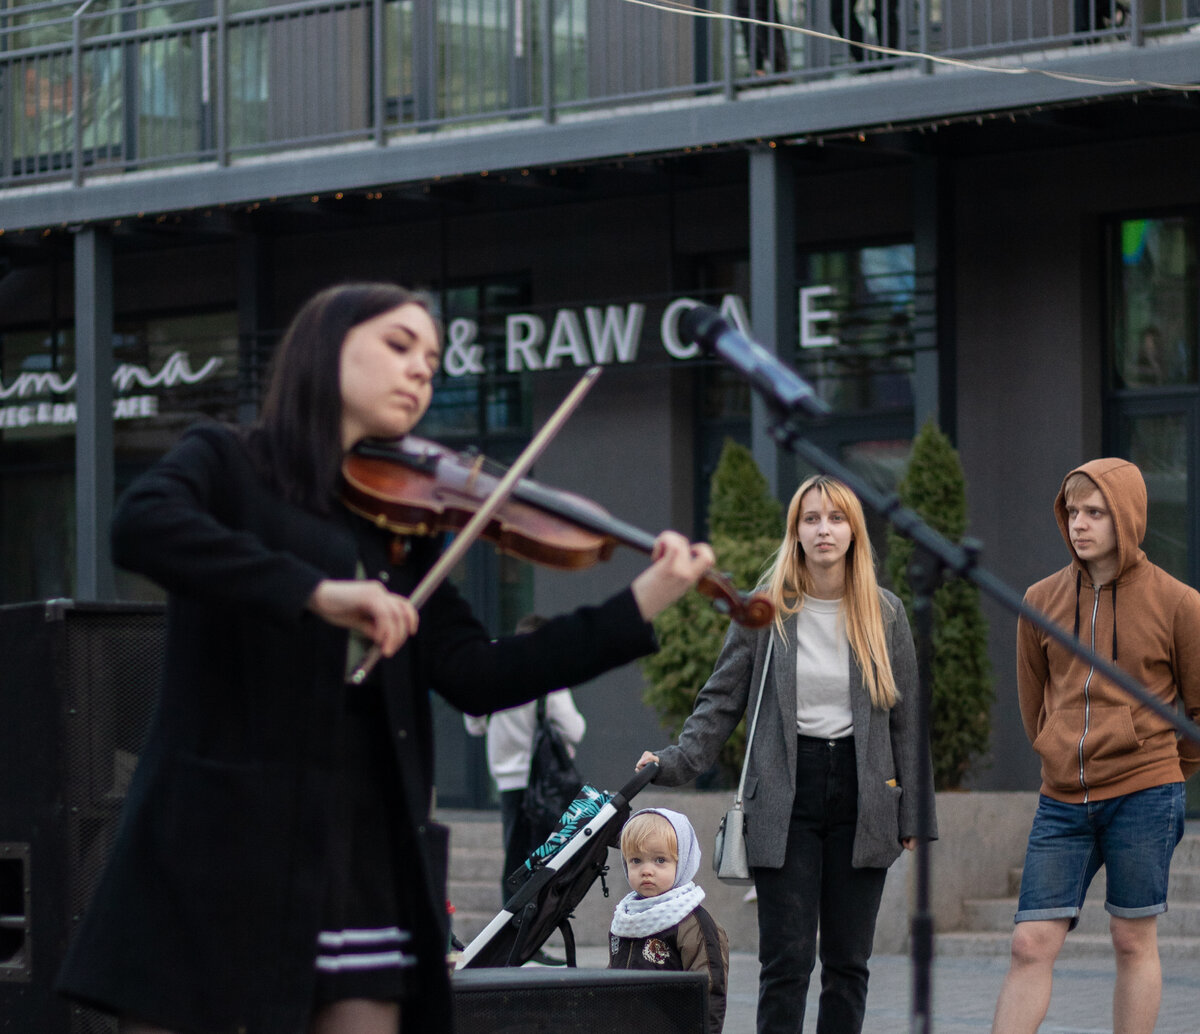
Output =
[{"x1": 654, "y1": 589, "x2": 937, "y2": 870}]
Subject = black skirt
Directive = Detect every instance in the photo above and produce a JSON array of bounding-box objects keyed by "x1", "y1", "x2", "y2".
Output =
[{"x1": 312, "y1": 681, "x2": 417, "y2": 1006}]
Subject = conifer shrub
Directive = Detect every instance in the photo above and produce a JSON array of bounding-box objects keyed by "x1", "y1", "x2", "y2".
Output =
[
  {"x1": 640, "y1": 439, "x2": 782, "y2": 785},
  {"x1": 886, "y1": 419, "x2": 994, "y2": 790}
]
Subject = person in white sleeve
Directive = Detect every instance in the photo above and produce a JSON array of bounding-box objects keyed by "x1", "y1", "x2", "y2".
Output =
[{"x1": 465, "y1": 614, "x2": 587, "y2": 912}]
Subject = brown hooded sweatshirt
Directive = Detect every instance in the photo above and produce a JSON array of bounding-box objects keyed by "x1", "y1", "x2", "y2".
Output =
[{"x1": 1016, "y1": 457, "x2": 1200, "y2": 803}]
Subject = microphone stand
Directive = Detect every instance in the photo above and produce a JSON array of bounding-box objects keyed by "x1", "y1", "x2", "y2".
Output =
[
  {"x1": 756, "y1": 406, "x2": 1200, "y2": 1034},
  {"x1": 905, "y1": 540, "x2": 950, "y2": 1034}
]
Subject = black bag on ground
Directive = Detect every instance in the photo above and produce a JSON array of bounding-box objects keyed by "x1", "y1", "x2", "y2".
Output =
[{"x1": 522, "y1": 696, "x2": 583, "y2": 833}]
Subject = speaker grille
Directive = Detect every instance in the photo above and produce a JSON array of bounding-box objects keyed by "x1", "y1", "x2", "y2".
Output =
[
  {"x1": 61, "y1": 609, "x2": 164, "y2": 929},
  {"x1": 453, "y1": 968, "x2": 708, "y2": 1034},
  {"x1": 64, "y1": 607, "x2": 164, "y2": 1034},
  {"x1": 0, "y1": 602, "x2": 166, "y2": 1034}
]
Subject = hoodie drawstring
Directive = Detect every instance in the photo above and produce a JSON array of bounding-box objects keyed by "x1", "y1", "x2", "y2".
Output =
[
  {"x1": 1111, "y1": 582, "x2": 1118, "y2": 661},
  {"x1": 1073, "y1": 571, "x2": 1081, "y2": 641}
]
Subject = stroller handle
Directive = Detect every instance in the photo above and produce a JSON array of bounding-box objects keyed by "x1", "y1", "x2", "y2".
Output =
[{"x1": 615, "y1": 760, "x2": 660, "y2": 803}]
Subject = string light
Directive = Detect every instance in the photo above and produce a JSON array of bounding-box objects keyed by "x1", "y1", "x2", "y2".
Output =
[{"x1": 10, "y1": 89, "x2": 1159, "y2": 236}]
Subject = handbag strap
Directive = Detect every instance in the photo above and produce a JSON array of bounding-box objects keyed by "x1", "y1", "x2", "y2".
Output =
[
  {"x1": 536, "y1": 694, "x2": 547, "y2": 724},
  {"x1": 734, "y1": 634, "x2": 773, "y2": 808}
]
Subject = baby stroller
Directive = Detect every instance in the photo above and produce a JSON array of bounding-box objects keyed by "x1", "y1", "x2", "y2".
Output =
[{"x1": 457, "y1": 762, "x2": 659, "y2": 969}]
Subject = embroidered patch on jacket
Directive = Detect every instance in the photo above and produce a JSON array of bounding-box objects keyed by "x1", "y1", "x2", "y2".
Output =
[
  {"x1": 642, "y1": 938, "x2": 670, "y2": 965},
  {"x1": 610, "y1": 934, "x2": 619, "y2": 955}
]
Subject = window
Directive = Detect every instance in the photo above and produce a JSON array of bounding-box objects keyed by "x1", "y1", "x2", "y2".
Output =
[
  {"x1": 1111, "y1": 217, "x2": 1196, "y2": 390},
  {"x1": 0, "y1": 310, "x2": 237, "y2": 603},
  {"x1": 420, "y1": 278, "x2": 532, "y2": 443},
  {"x1": 793, "y1": 242, "x2": 918, "y2": 414},
  {"x1": 1107, "y1": 214, "x2": 1200, "y2": 585},
  {"x1": 689, "y1": 242, "x2": 923, "y2": 565},
  {"x1": 1107, "y1": 213, "x2": 1200, "y2": 815}
]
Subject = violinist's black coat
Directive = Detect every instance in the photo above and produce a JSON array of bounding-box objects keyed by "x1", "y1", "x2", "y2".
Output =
[{"x1": 57, "y1": 422, "x2": 657, "y2": 1034}]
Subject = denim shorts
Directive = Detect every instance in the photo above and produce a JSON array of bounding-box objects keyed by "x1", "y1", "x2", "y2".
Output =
[{"x1": 1015, "y1": 783, "x2": 1185, "y2": 927}]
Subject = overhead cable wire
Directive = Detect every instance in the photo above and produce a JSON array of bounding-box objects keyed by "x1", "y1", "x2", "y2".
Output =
[{"x1": 618, "y1": 0, "x2": 1200, "y2": 92}]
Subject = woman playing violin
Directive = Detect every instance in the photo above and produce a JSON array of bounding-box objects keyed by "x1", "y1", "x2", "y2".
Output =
[{"x1": 57, "y1": 283, "x2": 715, "y2": 1034}]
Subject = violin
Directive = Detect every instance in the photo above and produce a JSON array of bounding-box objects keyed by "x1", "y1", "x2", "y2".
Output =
[{"x1": 341, "y1": 436, "x2": 774, "y2": 629}]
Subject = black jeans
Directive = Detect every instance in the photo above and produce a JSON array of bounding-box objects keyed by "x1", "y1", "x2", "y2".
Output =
[
  {"x1": 499, "y1": 787, "x2": 534, "y2": 904},
  {"x1": 753, "y1": 736, "x2": 888, "y2": 1034}
]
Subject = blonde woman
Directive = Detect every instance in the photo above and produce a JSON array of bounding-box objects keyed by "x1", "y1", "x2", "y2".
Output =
[{"x1": 637, "y1": 474, "x2": 937, "y2": 1034}]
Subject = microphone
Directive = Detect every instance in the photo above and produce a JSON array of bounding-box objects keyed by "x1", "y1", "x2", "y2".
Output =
[{"x1": 679, "y1": 305, "x2": 831, "y2": 419}]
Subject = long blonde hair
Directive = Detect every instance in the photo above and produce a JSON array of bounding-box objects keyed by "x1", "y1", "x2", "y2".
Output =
[{"x1": 764, "y1": 474, "x2": 898, "y2": 710}]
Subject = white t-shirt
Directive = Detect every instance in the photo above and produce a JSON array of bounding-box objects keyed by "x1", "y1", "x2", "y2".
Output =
[{"x1": 794, "y1": 595, "x2": 852, "y2": 739}]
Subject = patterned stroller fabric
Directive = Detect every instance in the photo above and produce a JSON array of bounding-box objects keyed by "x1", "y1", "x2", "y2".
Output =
[
  {"x1": 505, "y1": 785, "x2": 612, "y2": 897},
  {"x1": 458, "y1": 765, "x2": 657, "y2": 969}
]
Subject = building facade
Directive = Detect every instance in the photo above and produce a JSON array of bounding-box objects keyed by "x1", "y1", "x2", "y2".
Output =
[{"x1": 2, "y1": 0, "x2": 1199, "y2": 805}]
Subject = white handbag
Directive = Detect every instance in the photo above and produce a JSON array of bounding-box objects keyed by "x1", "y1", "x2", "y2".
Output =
[{"x1": 713, "y1": 635, "x2": 773, "y2": 885}]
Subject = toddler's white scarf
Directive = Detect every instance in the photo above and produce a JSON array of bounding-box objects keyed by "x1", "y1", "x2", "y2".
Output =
[{"x1": 609, "y1": 881, "x2": 705, "y2": 939}]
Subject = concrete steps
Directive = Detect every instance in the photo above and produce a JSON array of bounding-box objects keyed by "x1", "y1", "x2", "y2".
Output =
[
  {"x1": 942, "y1": 831, "x2": 1200, "y2": 961},
  {"x1": 443, "y1": 810, "x2": 507, "y2": 945},
  {"x1": 441, "y1": 802, "x2": 1200, "y2": 962}
]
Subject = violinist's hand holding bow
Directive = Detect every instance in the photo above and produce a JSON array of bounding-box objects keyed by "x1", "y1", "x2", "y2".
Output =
[
  {"x1": 307, "y1": 579, "x2": 420, "y2": 657},
  {"x1": 630, "y1": 531, "x2": 716, "y2": 621}
]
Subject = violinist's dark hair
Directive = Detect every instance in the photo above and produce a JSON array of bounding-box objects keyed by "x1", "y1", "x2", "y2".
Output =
[{"x1": 244, "y1": 282, "x2": 437, "y2": 513}]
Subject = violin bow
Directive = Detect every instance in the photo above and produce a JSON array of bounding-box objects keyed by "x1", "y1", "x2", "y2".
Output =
[{"x1": 347, "y1": 365, "x2": 603, "y2": 685}]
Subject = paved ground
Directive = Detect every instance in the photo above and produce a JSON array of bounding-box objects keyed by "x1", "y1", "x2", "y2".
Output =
[{"x1": 554, "y1": 945, "x2": 1200, "y2": 1033}]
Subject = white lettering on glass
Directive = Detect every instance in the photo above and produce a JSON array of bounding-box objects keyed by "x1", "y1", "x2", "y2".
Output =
[
  {"x1": 0, "y1": 395, "x2": 158, "y2": 428},
  {"x1": 543, "y1": 310, "x2": 591, "y2": 369},
  {"x1": 444, "y1": 319, "x2": 485, "y2": 376},
  {"x1": 800, "y1": 286, "x2": 837, "y2": 348},
  {"x1": 506, "y1": 313, "x2": 545, "y2": 372},
  {"x1": 660, "y1": 298, "x2": 701, "y2": 359},
  {"x1": 0, "y1": 351, "x2": 224, "y2": 399},
  {"x1": 585, "y1": 304, "x2": 643, "y2": 364},
  {"x1": 111, "y1": 352, "x2": 223, "y2": 391},
  {"x1": 718, "y1": 294, "x2": 752, "y2": 337}
]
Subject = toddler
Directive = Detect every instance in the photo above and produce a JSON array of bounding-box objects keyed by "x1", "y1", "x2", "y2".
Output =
[{"x1": 609, "y1": 808, "x2": 729, "y2": 1033}]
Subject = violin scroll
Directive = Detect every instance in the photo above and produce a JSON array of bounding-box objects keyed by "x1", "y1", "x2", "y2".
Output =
[{"x1": 697, "y1": 571, "x2": 774, "y2": 629}]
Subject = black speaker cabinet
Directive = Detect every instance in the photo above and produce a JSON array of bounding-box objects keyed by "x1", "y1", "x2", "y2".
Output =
[
  {"x1": 0, "y1": 600, "x2": 165, "y2": 1034},
  {"x1": 452, "y1": 967, "x2": 709, "y2": 1033}
]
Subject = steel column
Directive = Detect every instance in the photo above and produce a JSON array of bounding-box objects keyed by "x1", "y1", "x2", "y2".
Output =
[
  {"x1": 73, "y1": 226, "x2": 116, "y2": 601},
  {"x1": 236, "y1": 229, "x2": 273, "y2": 425},
  {"x1": 413, "y1": 0, "x2": 437, "y2": 124},
  {"x1": 913, "y1": 155, "x2": 952, "y2": 437},
  {"x1": 748, "y1": 145, "x2": 795, "y2": 499}
]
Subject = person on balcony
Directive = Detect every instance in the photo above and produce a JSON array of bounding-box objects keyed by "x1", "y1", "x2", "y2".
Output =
[
  {"x1": 736, "y1": 0, "x2": 790, "y2": 74},
  {"x1": 831, "y1": 0, "x2": 901, "y2": 65}
]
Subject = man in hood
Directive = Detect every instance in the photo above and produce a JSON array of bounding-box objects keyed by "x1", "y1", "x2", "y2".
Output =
[{"x1": 991, "y1": 458, "x2": 1200, "y2": 1034}]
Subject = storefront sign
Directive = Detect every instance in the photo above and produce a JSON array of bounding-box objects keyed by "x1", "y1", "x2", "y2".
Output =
[
  {"x1": 0, "y1": 350, "x2": 223, "y2": 428},
  {"x1": 441, "y1": 288, "x2": 843, "y2": 378},
  {"x1": 443, "y1": 294, "x2": 763, "y2": 377}
]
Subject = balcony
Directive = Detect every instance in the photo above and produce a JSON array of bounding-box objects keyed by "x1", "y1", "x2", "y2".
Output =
[{"x1": 1, "y1": 0, "x2": 1197, "y2": 217}]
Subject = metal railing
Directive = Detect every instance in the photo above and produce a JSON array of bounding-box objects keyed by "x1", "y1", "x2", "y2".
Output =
[{"x1": 0, "y1": 0, "x2": 1193, "y2": 189}]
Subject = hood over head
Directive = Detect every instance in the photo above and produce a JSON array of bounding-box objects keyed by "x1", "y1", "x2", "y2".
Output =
[
  {"x1": 1054, "y1": 457, "x2": 1147, "y2": 581},
  {"x1": 623, "y1": 807, "x2": 701, "y2": 888}
]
